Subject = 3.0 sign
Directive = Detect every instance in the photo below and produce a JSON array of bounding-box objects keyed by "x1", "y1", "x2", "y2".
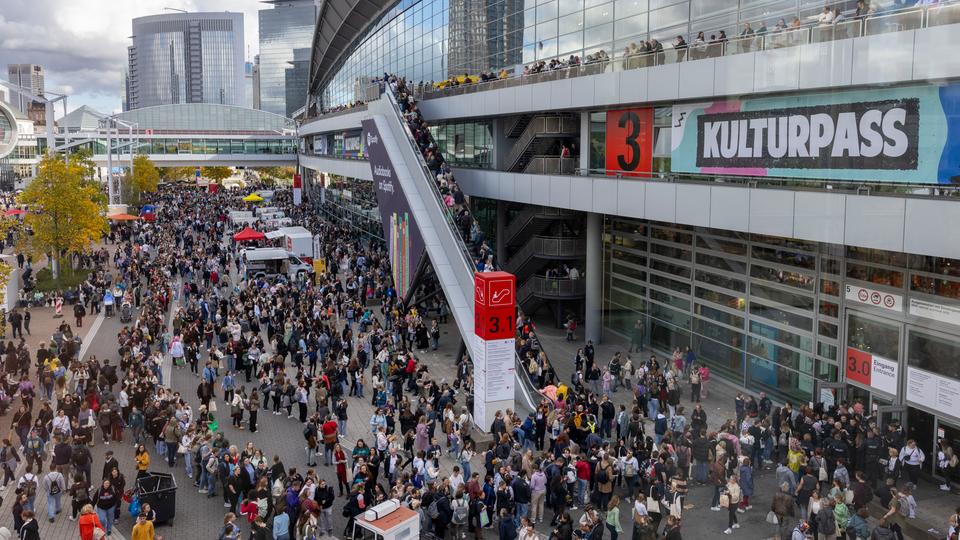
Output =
[{"x1": 606, "y1": 108, "x2": 654, "y2": 177}]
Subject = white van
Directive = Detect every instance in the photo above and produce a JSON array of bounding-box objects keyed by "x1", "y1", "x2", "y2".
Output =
[{"x1": 241, "y1": 248, "x2": 313, "y2": 281}]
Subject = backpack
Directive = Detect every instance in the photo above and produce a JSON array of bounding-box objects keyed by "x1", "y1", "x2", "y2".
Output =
[
  {"x1": 205, "y1": 456, "x2": 218, "y2": 475},
  {"x1": 49, "y1": 474, "x2": 62, "y2": 495},
  {"x1": 23, "y1": 475, "x2": 37, "y2": 498},
  {"x1": 452, "y1": 501, "x2": 469, "y2": 525},
  {"x1": 595, "y1": 467, "x2": 609, "y2": 484},
  {"x1": 427, "y1": 498, "x2": 441, "y2": 519}
]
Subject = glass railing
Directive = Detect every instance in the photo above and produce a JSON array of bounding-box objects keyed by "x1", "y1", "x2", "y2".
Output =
[{"x1": 421, "y1": 1, "x2": 960, "y2": 100}]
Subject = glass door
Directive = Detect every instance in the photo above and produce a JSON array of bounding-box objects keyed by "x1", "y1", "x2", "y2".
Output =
[
  {"x1": 936, "y1": 421, "x2": 960, "y2": 486},
  {"x1": 907, "y1": 407, "x2": 936, "y2": 474}
]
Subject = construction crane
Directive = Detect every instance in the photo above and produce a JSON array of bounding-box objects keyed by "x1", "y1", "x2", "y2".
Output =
[{"x1": 0, "y1": 80, "x2": 68, "y2": 155}]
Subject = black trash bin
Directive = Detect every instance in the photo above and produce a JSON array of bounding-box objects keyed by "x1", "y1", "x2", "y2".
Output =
[{"x1": 135, "y1": 471, "x2": 177, "y2": 523}]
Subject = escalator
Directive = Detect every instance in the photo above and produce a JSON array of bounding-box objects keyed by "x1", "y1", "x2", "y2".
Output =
[{"x1": 364, "y1": 88, "x2": 540, "y2": 414}]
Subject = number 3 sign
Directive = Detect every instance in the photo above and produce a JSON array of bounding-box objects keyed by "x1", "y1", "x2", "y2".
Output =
[{"x1": 606, "y1": 108, "x2": 654, "y2": 177}]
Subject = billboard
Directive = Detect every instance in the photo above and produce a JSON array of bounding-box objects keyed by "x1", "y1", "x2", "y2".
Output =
[
  {"x1": 362, "y1": 119, "x2": 426, "y2": 299},
  {"x1": 605, "y1": 108, "x2": 654, "y2": 177},
  {"x1": 671, "y1": 84, "x2": 960, "y2": 184}
]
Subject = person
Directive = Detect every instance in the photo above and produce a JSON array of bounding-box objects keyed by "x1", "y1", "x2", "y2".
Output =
[
  {"x1": 898, "y1": 440, "x2": 924, "y2": 486},
  {"x1": 605, "y1": 495, "x2": 622, "y2": 540},
  {"x1": 937, "y1": 439, "x2": 957, "y2": 491},
  {"x1": 131, "y1": 512, "x2": 156, "y2": 540},
  {"x1": 792, "y1": 521, "x2": 811, "y2": 540},
  {"x1": 771, "y1": 482, "x2": 796, "y2": 540},
  {"x1": 91, "y1": 478, "x2": 119, "y2": 536},
  {"x1": 662, "y1": 514, "x2": 683, "y2": 540},
  {"x1": 42, "y1": 466, "x2": 66, "y2": 523},
  {"x1": 17, "y1": 510, "x2": 39, "y2": 540},
  {"x1": 723, "y1": 475, "x2": 742, "y2": 534}
]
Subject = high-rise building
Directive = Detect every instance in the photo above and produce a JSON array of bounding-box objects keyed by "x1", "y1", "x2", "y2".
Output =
[
  {"x1": 126, "y1": 12, "x2": 245, "y2": 110},
  {"x1": 284, "y1": 48, "x2": 311, "y2": 117},
  {"x1": 252, "y1": 55, "x2": 261, "y2": 110},
  {"x1": 258, "y1": 0, "x2": 317, "y2": 118},
  {"x1": 6, "y1": 64, "x2": 45, "y2": 114}
]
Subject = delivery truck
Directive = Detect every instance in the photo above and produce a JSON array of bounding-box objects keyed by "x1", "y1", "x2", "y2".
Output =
[{"x1": 241, "y1": 248, "x2": 313, "y2": 281}]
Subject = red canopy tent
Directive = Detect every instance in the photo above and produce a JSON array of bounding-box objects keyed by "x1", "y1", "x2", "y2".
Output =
[
  {"x1": 3, "y1": 209, "x2": 25, "y2": 216},
  {"x1": 233, "y1": 227, "x2": 265, "y2": 242}
]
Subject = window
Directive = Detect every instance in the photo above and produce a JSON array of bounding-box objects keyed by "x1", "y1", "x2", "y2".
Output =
[
  {"x1": 695, "y1": 286, "x2": 744, "y2": 311},
  {"x1": 846, "y1": 262, "x2": 903, "y2": 288},
  {"x1": 908, "y1": 330, "x2": 960, "y2": 381},
  {"x1": 847, "y1": 314, "x2": 899, "y2": 362},
  {"x1": 694, "y1": 269, "x2": 745, "y2": 293}
]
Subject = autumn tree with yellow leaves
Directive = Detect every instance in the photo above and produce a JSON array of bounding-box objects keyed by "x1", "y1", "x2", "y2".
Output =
[
  {"x1": 123, "y1": 155, "x2": 161, "y2": 204},
  {"x1": 19, "y1": 154, "x2": 109, "y2": 281}
]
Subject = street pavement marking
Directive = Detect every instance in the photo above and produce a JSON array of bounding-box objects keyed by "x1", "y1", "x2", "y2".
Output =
[{"x1": 78, "y1": 311, "x2": 106, "y2": 360}]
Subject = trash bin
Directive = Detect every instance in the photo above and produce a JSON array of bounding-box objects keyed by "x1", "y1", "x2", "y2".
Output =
[{"x1": 135, "y1": 472, "x2": 177, "y2": 523}]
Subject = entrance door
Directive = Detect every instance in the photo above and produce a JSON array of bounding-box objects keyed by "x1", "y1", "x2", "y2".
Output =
[
  {"x1": 936, "y1": 421, "x2": 960, "y2": 486},
  {"x1": 816, "y1": 381, "x2": 845, "y2": 408},
  {"x1": 876, "y1": 404, "x2": 907, "y2": 431},
  {"x1": 907, "y1": 407, "x2": 936, "y2": 474}
]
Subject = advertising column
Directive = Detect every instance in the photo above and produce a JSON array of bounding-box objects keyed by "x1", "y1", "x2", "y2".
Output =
[{"x1": 473, "y1": 271, "x2": 516, "y2": 431}]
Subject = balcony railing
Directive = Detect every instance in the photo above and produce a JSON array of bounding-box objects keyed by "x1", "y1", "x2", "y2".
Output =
[
  {"x1": 523, "y1": 157, "x2": 578, "y2": 175},
  {"x1": 421, "y1": 1, "x2": 960, "y2": 100}
]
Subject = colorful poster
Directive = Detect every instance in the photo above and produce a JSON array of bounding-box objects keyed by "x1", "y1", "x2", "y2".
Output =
[
  {"x1": 605, "y1": 108, "x2": 654, "y2": 176},
  {"x1": 671, "y1": 84, "x2": 960, "y2": 184},
  {"x1": 362, "y1": 119, "x2": 426, "y2": 299}
]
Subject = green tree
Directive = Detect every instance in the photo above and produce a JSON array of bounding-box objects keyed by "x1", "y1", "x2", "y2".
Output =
[
  {"x1": 162, "y1": 166, "x2": 197, "y2": 182},
  {"x1": 126, "y1": 155, "x2": 160, "y2": 204},
  {"x1": 201, "y1": 166, "x2": 233, "y2": 184},
  {"x1": 19, "y1": 155, "x2": 109, "y2": 281}
]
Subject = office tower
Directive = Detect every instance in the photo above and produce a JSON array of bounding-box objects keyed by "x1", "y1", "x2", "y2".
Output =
[
  {"x1": 127, "y1": 12, "x2": 245, "y2": 110},
  {"x1": 259, "y1": 0, "x2": 317, "y2": 117},
  {"x1": 6, "y1": 64, "x2": 45, "y2": 114}
]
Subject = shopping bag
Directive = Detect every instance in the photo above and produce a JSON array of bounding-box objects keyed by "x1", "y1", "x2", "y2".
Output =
[
  {"x1": 207, "y1": 420, "x2": 219, "y2": 433},
  {"x1": 719, "y1": 494, "x2": 730, "y2": 508},
  {"x1": 208, "y1": 400, "x2": 218, "y2": 413},
  {"x1": 479, "y1": 506, "x2": 490, "y2": 528},
  {"x1": 766, "y1": 511, "x2": 779, "y2": 524}
]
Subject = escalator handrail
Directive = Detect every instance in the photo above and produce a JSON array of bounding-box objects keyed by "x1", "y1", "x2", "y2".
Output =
[{"x1": 381, "y1": 87, "x2": 476, "y2": 274}]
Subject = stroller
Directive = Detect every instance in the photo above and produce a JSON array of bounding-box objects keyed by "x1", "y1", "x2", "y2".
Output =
[{"x1": 119, "y1": 302, "x2": 133, "y2": 323}]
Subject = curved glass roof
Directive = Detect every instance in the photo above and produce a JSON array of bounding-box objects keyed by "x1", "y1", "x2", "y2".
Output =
[{"x1": 115, "y1": 103, "x2": 293, "y2": 133}]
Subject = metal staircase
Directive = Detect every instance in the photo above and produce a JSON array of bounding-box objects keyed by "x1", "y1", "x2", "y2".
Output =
[
  {"x1": 505, "y1": 235, "x2": 586, "y2": 280},
  {"x1": 504, "y1": 114, "x2": 579, "y2": 172},
  {"x1": 517, "y1": 276, "x2": 587, "y2": 313},
  {"x1": 503, "y1": 205, "x2": 579, "y2": 247}
]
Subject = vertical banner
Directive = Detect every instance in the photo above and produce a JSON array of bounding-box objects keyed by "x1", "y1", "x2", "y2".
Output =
[
  {"x1": 292, "y1": 173, "x2": 302, "y2": 206},
  {"x1": 474, "y1": 271, "x2": 516, "y2": 431},
  {"x1": 195, "y1": 167, "x2": 201, "y2": 186},
  {"x1": 605, "y1": 108, "x2": 654, "y2": 177},
  {"x1": 361, "y1": 119, "x2": 426, "y2": 299}
]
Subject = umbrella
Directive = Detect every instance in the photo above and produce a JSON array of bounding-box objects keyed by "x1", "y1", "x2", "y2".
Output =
[
  {"x1": 233, "y1": 227, "x2": 265, "y2": 242},
  {"x1": 108, "y1": 213, "x2": 140, "y2": 221},
  {"x1": 242, "y1": 193, "x2": 264, "y2": 203},
  {"x1": 3, "y1": 209, "x2": 25, "y2": 216}
]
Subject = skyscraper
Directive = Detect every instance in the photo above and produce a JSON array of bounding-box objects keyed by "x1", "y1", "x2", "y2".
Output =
[
  {"x1": 6, "y1": 64, "x2": 45, "y2": 114},
  {"x1": 258, "y1": 0, "x2": 317, "y2": 118},
  {"x1": 126, "y1": 12, "x2": 245, "y2": 110}
]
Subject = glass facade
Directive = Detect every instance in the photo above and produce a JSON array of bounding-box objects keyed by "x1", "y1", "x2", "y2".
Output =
[
  {"x1": 309, "y1": 131, "x2": 367, "y2": 159},
  {"x1": 128, "y1": 13, "x2": 245, "y2": 110},
  {"x1": 115, "y1": 103, "x2": 294, "y2": 133},
  {"x1": 136, "y1": 138, "x2": 296, "y2": 155},
  {"x1": 603, "y1": 216, "x2": 960, "y2": 406},
  {"x1": 429, "y1": 121, "x2": 494, "y2": 167},
  {"x1": 259, "y1": 1, "x2": 318, "y2": 117},
  {"x1": 319, "y1": 0, "x2": 870, "y2": 108}
]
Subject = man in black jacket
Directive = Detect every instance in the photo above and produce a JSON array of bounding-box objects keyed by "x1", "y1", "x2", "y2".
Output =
[
  {"x1": 315, "y1": 479, "x2": 336, "y2": 537},
  {"x1": 511, "y1": 470, "x2": 531, "y2": 528}
]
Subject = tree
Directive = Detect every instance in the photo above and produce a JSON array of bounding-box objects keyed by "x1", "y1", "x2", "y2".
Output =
[
  {"x1": 201, "y1": 166, "x2": 233, "y2": 184},
  {"x1": 69, "y1": 147, "x2": 97, "y2": 182},
  {"x1": 126, "y1": 155, "x2": 160, "y2": 203},
  {"x1": 162, "y1": 167, "x2": 196, "y2": 183},
  {"x1": 19, "y1": 155, "x2": 109, "y2": 281}
]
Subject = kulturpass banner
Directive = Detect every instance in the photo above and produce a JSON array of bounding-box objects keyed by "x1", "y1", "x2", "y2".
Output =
[
  {"x1": 362, "y1": 119, "x2": 426, "y2": 299},
  {"x1": 671, "y1": 84, "x2": 960, "y2": 184}
]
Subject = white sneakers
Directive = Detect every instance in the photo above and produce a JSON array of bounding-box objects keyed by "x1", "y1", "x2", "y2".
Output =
[
  {"x1": 733, "y1": 523, "x2": 740, "y2": 529},
  {"x1": 940, "y1": 484, "x2": 951, "y2": 491},
  {"x1": 723, "y1": 528, "x2": 732, "y2": 535},
  {"x1": 711, "y1": 506, "x2": 721, "y2": 511}
]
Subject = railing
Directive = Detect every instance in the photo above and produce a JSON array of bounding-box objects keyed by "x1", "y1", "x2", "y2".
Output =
[
  {"x1": 507, "y1": 236, "x2": 586, "y2": 275},
  {"x1": 302, "y1": 103, "x2": 368, "y2": 125},
  {"x1": 421, "y1": 2, "x2": 960, "y2": 101},
  {"x1": 524, "y1": 157, "x2": 578, "y2": 175},
  {"x1": 504, "y1": 115, "x2": 579, "y2": 172},
  {"x1": 382, "y1": 86, "x2": 477, "y2": 276},
  {"x1": 518, "y1": 276, "x2": 586, "y2": 303},
  {"x1": 503, "y1": 205, "x2": 579, "y2": 244},
  {"x1": 570, "y1": 168, "x2": 960, "y2": 200}
]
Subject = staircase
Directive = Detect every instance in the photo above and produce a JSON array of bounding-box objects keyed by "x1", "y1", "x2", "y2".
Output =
[
  {"x1": 503, "y1": 205, "x2": 579, "y2": 247},
  {"x1": 505, "y1": 235, "x2": 586, "y2": 281},
  {"x1": 504, "y1": 114, "x2": 579, "y2": 172},
  {"x1": 517, "y1": 276, "x2": 587, "y2": 312}
]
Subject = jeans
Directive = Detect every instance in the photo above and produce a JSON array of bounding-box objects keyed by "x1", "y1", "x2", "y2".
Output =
[
  {"x1": 711, "y1": 485, "x2": 721, "y2": 508},
  {"x1": 320, "y1": 507, "x2": 333, "y2": 534},
  {"x1": 47, "y1": 492, "x2": 61, "y2": 519},
  {"x1": 167, "y1": 444, "x2": 177, "y2": 466},
  {"x1": 647, "y1": 399, "x2": 659, "y2": 419},
  {"x1": 514, "y1": 503, "x2": 528, "y2": 527},
  {"x1": 577, "y1": 479, "x2": 588, "y2": 506},
  {"x1": 338, "y1": 420, "x2": 347, "y2": 436},
  {"x1": 96, "y1": 507, "x2": 116, "y2": 534},
  {"x1": 694, "y1": 460, "x2": 708, "y2": 484},
  {"x1": 156, "y1": 439, "x2": 167, "y2": 458},
  {"x1": 606, "y1": 523, "x2": 619, "y2": 540},
  {"x1": 184, "y1": 450, "x2": 193, "y2": 478},
  {"x1": 306, "y1": 445, "x2": 318, "y2": 465}
]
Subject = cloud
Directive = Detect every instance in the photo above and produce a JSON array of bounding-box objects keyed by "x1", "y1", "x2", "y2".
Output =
[{"x1": 0, "y1": 0, "x2": 264, "y2": 113}]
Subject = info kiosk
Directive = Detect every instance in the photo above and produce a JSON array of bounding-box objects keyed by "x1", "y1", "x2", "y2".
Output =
[{"x1": 351, "y1": 500, "x2": 420, "y2": 540}]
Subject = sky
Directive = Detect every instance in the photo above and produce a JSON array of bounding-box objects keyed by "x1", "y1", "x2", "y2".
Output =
[{"x1": 0, "y1": 0, "x2": 264, "y2": 117}]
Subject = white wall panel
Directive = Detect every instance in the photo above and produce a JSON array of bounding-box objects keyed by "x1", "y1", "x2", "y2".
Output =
[
  {"x1": 709, "y1": 186, "x2": 750, "y2": 232},
  {"x1": 644, "y1": 182, "x2": 676, "y2": 223},
  {"x1": 569, "y1": 176, "x2": 594, "y2": 212},
  {"x1": 548, "y1": 79, "x2": 573, "y2": 110},
  {"x1": 799, "y1": 39, "x2": 854, "y2": 89},
  {"x1": 549, "y1": 175, "x2": 572, "y2": 208},
  {"x1": 300, "y1": 155, "x2": 372, "y2": 180},
  {"x1": 754, "y1": 46, "x2": 801, "y2": 92},
  {"x1": 616, "y1": 181, "x2": 645, "y2": 218},
  {"x1": 499, "y1": 172, "x2": 516, "y2": 201},
  {"x1": 619, "y1": 68, "x2": 648, "y2": 105},
  {"x1": 594, "y1": 72, "x2": 621, "y2": 107},
  {"x1": 530, "y1": 175, "x2": 551, "y2": 205},
  {"x1": 676, "y1": 184, "x2": 711, "y2": 227},
  {"x1": 793, "y1": 191, "x2": 846, "y2": 244},
  {"x1": 570, "y1": 77, "x2": 594, "y2": 108},
  {"x1": 592, "y1": 177, "x2": 619, "y2": 214},
  {"x1": 513, "y1": 173, "x2": 533, "y2": 203},
  {"x1": 852, "y1": 30, "x2": 915, "y2": 85},
  {"x1": 498, "y1": 86, "x2": 518, "y2": 115},
  {"x1": 515, "y1": 85, "x2": 534, "y2": 113},
  {"x1": 844, "y1": 195, "x2": 905, "y2": 252},
  {"x1": 713, "y1": 53, "x2": 756, "y2": 96},
  {"x1": 912, "y1": 24, "x2": 960, "y2": 81},
  {"x1": 903, "y1": 199, "x2": 960, "y2": 259},
  {"x1": 749, "y1": 189, "x2": 795, "y2": 237},
  {"x1": 678, "y1": 59, "x2": 715, "y2": 99},
  {"x1": 646, "y1": 63, "x2": 680, "y2": 102}
]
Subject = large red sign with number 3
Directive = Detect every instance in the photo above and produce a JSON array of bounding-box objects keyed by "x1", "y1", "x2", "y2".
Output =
[{"x1": 605, "y1": 108, "x2": 654, "y2": 177}]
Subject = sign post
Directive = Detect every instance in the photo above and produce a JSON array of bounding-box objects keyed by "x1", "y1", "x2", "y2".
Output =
[
  {"x1": 293, "y1": 173, "x2": 302, "y2": 206},
  {"x1": 473, "y1": 271, "x2": 517, "y2": 431}
]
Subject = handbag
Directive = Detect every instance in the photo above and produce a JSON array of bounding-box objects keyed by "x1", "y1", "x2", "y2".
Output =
[
  {"x1": 766, "y1": 511, "x2": 779, "y2": 524},
  {"x1": 844, "y1": 489, "x2": 854, "y2": 505},
  {"x1": 93, "y1": 527, "x2": 106, "y2": 540},
  {"x1": 177, "y1": 444, "x2": 188, "y2": 454},
  {"x1": 208, "y1": 400, "x2": 218, "y2": 413},
  {"x1": 818, "y1": 465, "x2": 828, "y2": 482},
  {"x1": 479, "y1": 505, "x2": 490, "y2": 528},
  {"x1": 719, "y1": 494, "x2": 730, "y2": 508},
  {"x1": 647, "y1": 488, "x2": 661, "y2": 514},
  {"x1": 669, "y1": 498, "x2": 682, "y2": 518}
]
